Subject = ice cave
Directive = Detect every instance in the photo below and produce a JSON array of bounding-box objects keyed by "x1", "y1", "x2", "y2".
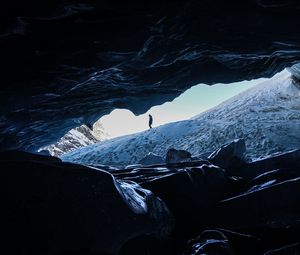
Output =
[{"x1": 1, "y1": 1, "x2": 300, "y2": 254}]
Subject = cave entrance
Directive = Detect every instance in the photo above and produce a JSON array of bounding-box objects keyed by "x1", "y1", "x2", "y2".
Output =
[{"x1": 41, "y1": 77, "x2": 267, "y2": 157}]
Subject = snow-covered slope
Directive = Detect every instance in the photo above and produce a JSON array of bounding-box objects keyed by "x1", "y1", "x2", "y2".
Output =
[
  {"x1": 61, "y1": 70, "x2": 300, "y2": 166},
  {"x1": 41, "y1": 123, "x2": 109, "y2": 156}
]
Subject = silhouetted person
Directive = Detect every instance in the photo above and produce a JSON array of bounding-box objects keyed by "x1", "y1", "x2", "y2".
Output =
[{"x1": 148, "y1": 114, "x2": 153, "y2": 129}]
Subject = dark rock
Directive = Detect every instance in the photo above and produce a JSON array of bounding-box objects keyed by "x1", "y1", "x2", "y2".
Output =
[
  {"x1": 166, "y1": 148, "x2": 192, "y2": 164},
  {"x1": 139, "y1": 152, "x2": 164, "y2": 165},
  {"x1": 245, "y1": 168, "x2": 300, "y2": 193},
  {"x1": 142, "y1": 164, "x2": 231, "y2": 236},
  {"x1": 184, "y1": 230, "x2": 233, "y2": 255},
  {"x1": 208, "y1": 139, "x2": 246, "y2": 171},
  {"x1": 0, "y1": 150, "x2": 61, "y2": 163},
  {"x1": 0, "y1": 151, "x2": 173, "y2": 255},
  {"x1": 264, "y1": 242, "x2": 300, "y2": 255},
  {"x1": 120, "y1": 234, "x2": 177, "y2": 255},
  {"x1": 242, "y1": 149, "x2": 300, "y2": 180},
  {"x1": 215, "y1": 229, "x2": 260, "y2": 255},
  {"x1": 209, "y1": 175, "x2": 300, "y2": 230}
]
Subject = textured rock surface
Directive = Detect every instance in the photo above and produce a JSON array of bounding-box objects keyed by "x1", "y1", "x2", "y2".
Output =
[
  {"x1": 208, "y1": 139, "x2": 246, "y2": 170},
  {"x1": 165, "y1": 148, "x2": 192, "y2": 164},
  {"x1": 1, "y1": 0, "x2": 300, "y2": 151}
]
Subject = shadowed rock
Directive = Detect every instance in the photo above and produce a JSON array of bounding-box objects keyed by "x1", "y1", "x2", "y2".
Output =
[
  {"x1": 166, "y1": 148, "x2": 192, "y2": 164},
  {"x1": 141, "y1": 164, "x2": 231, "y2": 236},
  {"x1": 242, "y1": 149, "x2": 300, "y2": 179},
  {"x1": 208, "y1": 139, "x2": 246, "y2": 171},
  {"x1": 210, "y1": 176, "x2": 300, "y2": 230},
  {"x1": 264, "y1": 242, "x2": 300, "y2": 255},
  {"x1": 0, "y1": 151, "x2": 173, "y2": 255}
]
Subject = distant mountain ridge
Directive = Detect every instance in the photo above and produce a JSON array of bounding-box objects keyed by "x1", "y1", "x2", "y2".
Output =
[
  {"x1": 41, "y1": 123, "x2": 109, "y2": 156},
  {"x1": 61, "y1": 70, "x2": 300, "y2": 166}
]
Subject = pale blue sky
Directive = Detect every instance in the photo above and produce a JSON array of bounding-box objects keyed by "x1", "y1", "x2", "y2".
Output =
[{"x1": 100, "y1": 78, "x2": 267, "y2": 138}]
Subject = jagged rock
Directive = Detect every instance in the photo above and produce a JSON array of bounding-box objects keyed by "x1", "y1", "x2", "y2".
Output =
[
  {"x1": 208, "y1": 139, "x2": 246, "y2": 171},
  {"x1": 142, "y1": 164, "x2": 231, "y2": 234},
  {"x1": 0, "y1": 151, "x2": 173, "y2": 255},
  {"x1": 264, "y1": 242, "x2": 300, "y2": 255},
  {"x1": 242, "y1": 149, "x2": 300, "y2": 180},
  {"x1": 208, "y1": 175, "x2": 300, "y2": 230},
  {"x1": 245, "y1": 168, "x2": 300, "y2": 193},
  {"x1": 166, "y1": 148, "x2": 192, "y2": 164},
  {"x1": 139, "y1": 152, "x2": 164, "y2": 165},
  {"x1": 184, "y1": 230, "x2": 233, "y2": 255}
]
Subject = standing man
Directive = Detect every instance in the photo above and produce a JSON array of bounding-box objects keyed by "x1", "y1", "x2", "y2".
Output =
[{"x1": 148, "y1": 114, "x2": 153, "y2": 129}]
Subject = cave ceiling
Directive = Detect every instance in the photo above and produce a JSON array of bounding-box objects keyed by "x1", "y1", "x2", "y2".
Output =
[{"x1": 1, "y1": 0, "x2": 300, "y2": 151}]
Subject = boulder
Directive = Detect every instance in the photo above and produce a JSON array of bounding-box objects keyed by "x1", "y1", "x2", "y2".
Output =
[
  {"x1": 166, "y1": 148, "x2": 192, "y2": 164},
  {"x1": 0, "y1": 151, "x2": 173, "y2": 255},
  {"x1": 208, "y1": 139, "x2": 246, "y2": 171},
  {"x1": 139, "y1": 152, "x2": 164, "y2": 165}
]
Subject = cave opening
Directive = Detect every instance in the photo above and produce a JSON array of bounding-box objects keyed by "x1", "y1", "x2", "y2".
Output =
[
  {"x1": 40, "y1": 76, "x2": 267, "y2": 158},
  {"x1": 2, "y1": 0, "x2": 300, "y2": 253}
]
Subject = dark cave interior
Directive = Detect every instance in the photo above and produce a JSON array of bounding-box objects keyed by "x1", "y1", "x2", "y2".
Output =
[{"x1": 1, "y1": 1, "x2": 300, "y2": 254}]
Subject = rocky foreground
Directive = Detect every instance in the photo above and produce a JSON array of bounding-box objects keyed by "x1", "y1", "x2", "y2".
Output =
[{"x1": 1, "y1": 139, "x2": 300, "y2": 255}]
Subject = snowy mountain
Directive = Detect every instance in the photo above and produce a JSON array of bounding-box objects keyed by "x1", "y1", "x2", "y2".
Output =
[
  {"x1": 41, "y1": 123, "x2": 109, "y2": 156},
  {"x1": 61, "y1": 70, "x2": 300, "y2": 166}
]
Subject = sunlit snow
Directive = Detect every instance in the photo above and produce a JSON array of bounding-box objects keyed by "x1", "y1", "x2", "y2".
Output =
[{"x1": 100, "y1": 78, "x2": 266, "y2": 138}]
